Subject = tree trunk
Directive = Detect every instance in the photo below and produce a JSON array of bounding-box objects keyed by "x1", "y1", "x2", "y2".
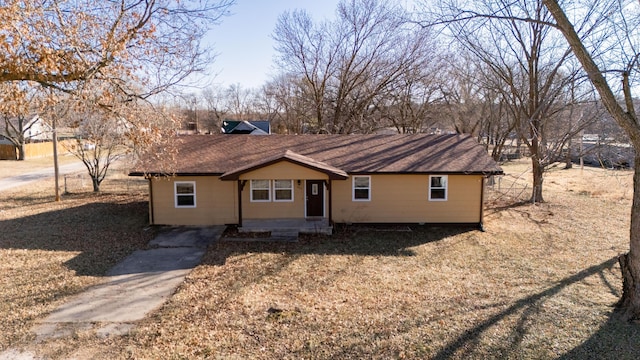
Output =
[
  {"x1": 17, "y1": 143, "x2": 25, "y2": 160},
  {"x1": 531, "y1": 158, "x2": 544, "y2": 203},
  {"x1": 565, "y1": 137, "x2": 573, "y2": 169},
  {"x1": 92, "y1": 177, "x2": 100, "y2": 192},
  {"x1": 542, "y1": 0, "x2": 640, "y2": 323},
  {"x1": 616, "y1": 153, "x2": 640, "y2": 321},
  {"x1": 530, "y1": 135, "x2": 545, "y2": 203}
]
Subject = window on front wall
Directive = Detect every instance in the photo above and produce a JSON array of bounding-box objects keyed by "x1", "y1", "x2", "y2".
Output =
[
  {"x1": 274, "y1": 179, "x2": 293, "y2": 201},
  {"x1": 429, "y1": 175, "x2": 448, "y2": 201},
  {"x1": 353, "y1": 176, "x2": 371, "y2": 201},
  {"x1": 175, "y1": 181, "x2": 196, "y2": 208},
  {"x1": 251, "y1": 179, "x2": 271, "y2": 202}
]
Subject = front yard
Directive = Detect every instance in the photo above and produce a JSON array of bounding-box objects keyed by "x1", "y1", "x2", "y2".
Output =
[{"x1": 1, "y1": 159, "x2": 639, "y2": 359}]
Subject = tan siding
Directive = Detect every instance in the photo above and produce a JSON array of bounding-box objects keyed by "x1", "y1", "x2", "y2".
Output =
[
  {"x1": 148, "y1": 173, "x2": 484, "y2": 225},
  {"x1": 238, "y1": 161, "x2": 329, "y2": 180},
  {"x1": 332, "y1": 174, "x2": 483, "y2": 223},
  {"x1": 242, "y1": 180, "x2": 307, "y2": 219},
  {"x1": 151, "y1": 176, "x2": 237, "y2": 225},
  {"x1": 238, "y1": 161, "x2": 328, "y2": 219}
]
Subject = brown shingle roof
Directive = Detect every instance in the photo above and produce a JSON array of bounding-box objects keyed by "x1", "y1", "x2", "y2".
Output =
[
  {"x1": 220, "y1": 150, "x2": 349, "y2": 180},
  {"x1": 130, "y1": 134, "x2": 503, "y2": 176}
]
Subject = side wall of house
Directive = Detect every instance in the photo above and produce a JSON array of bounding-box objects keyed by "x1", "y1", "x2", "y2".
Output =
[
  {"x1": 147, "y1": 173, "x2": 484, "y2": 225},
  {"x1": 150, "y1": 176, "x2": 237, "y2": 225},
  {"x1": 331, "y1": 174, "x2": 483, "y2": 223}
]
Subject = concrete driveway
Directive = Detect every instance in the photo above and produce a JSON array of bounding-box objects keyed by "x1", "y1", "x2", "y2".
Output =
[
  {"x1": 31, "y1": 226, "x2": 224, "y2": 340},
  {"x1": 0, "y1": 161, "x2": 87, "y2": 192}
]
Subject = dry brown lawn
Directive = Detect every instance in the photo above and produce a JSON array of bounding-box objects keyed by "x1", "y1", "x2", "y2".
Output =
[{"x1": 2, "y1": 159, "x2": 640, "y2": 359}]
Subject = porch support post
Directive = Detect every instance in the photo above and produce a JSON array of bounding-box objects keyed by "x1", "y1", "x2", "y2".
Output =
[
  {"x1": 148, "y1": 177, "x2": 155, "y2": 225},
  {"x1": 326, "y1": 180, "x2": 333, "y2": 225},
  {"x1": 479, "y1": 176, "x2": 485, "y2": 231},
  {"x1": 238, "y1": 180, "x2": 246, "y2": 227}
]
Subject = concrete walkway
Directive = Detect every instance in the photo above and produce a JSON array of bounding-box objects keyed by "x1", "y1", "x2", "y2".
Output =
[{"x1": 31, "y1": 226, "x2": 224, "y2": 340}]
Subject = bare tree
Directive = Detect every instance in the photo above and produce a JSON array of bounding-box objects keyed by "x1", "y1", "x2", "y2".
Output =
[
  {"x1": 273, "y1": 0, "x2": 437, "y2": 134},
  {"x1": 436, "y1": 0, "x2": 598, "y2": 203},
  {"x1": 377, "y1": 61, "x2": 444, "y2": 134},
  {"x1": 481, "y1": 87, "x2": 518, "y2": 162},
  {"x1": 225, "y1": 84, "x2": 254, "y2": 121},
  {"x1": 253, "y1": 84, "x2": 282, "y2": 124},
  {"x1": 439, "y1": 57, "x2": 490, "y2": 136},
  {"x1": 0, "y1": 83, "x2": 50, "y2": 160},
  {"x1": 540, "y1": 0, "x2": 640, "y2": 321},
  {"x1": 201, "y1": 87, "x2": 230, "y2": 133},
  {"x1": 67, "y1": 112, "x2": 129, "y2": 192},
  {"x1": 260, "y1": 75, "x2": 314, "y2": 134},
  {"x1": 59, "y1": 84, "x2": 175, "y2": 192}
]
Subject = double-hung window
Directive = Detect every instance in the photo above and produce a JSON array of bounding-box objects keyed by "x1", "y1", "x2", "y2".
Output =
[
  {"x1": 251, "y1": 180, "x2": 271, "y2": 202},
  {"x1": 429, "y1": 175, "x2": 448, "y2": 201},
  {"x1": 274, "y1": 180, "x2": 293, "y2": 202},
  {"x1": 352, "y1": 176, "x2": 371, "y2": 201},
  {"x1": 174, "y1": 181, "x2": 196, "y2": 208}
]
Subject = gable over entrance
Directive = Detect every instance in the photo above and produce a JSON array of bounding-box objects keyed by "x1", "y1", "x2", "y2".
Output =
[
  {"x1": 220, "y1": 150, "x2": 348, "y2": 181},
  {"x1": 219, "y1": 150, "x2": 346, "y2": 226}
]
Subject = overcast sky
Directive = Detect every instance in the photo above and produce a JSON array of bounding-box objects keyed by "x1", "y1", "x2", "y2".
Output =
[{"x1": 202, "y1": 0, "x2": 340, "y2": 90}]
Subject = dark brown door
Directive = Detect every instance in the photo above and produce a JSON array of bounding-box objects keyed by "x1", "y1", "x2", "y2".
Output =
[{"x1": 306, "y1": 180, "x2": 324, "y2": 217}]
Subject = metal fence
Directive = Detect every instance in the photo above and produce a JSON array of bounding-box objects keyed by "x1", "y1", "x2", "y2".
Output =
[
  {"x1": 485, "y1": 173, "x2": 531, "y2": 203},
  {"x1": 61, "y1": 168, "x2": 147, "y2": 194}
]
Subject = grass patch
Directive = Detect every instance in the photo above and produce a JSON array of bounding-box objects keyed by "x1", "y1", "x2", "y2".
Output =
[
  {"x1": 2, "y1": 159, "x2": 639, "y2": 359},
  {"x1": 0, "y1": 168, "x2": 153, "y2": 350}
]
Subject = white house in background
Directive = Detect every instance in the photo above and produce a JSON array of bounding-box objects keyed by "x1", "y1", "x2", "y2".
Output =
[{"x1": 0, "y1": 115, "x2": 52, "y2": 143}]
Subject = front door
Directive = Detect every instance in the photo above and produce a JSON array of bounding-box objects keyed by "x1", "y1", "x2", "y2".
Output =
[{"x1": 306, "y1": 180, "x2": 324, "y2": 217}]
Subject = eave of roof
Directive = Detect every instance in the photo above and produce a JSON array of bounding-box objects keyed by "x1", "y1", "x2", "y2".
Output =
[{"x1": 128, "y1": 171, "x2": 224, "y2": 177}]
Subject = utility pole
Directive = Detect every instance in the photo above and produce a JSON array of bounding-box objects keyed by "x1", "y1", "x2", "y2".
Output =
[{"x1": 52, "y1": 116, "x2": 60, "y2": 201}]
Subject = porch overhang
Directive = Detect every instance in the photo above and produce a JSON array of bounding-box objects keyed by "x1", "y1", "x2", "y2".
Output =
[{"x1": 219, "y1": 150, "x2": 348, "y2": 181}]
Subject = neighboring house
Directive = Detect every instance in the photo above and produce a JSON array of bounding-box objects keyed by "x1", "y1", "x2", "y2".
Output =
[
  {"x1": 221, "y1": 120, "x2": 271, "y2": 135},
  {"x1": 0, "y1": 115, "x2": 52, "y2": 143},
  {"x1": 0, "y1": 115, "x2": 54, "y2": 159},
  {"x1": 130, "y1": 134, "x2": 503, "y2": 231},
  {"x1": 0, "y1": 134, "x2": 12, "y2": 145}
]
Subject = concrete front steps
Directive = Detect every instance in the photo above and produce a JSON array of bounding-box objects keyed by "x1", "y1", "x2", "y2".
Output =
[{"x1": 237, "y1": 218, "x2": 333, "y2": 241}]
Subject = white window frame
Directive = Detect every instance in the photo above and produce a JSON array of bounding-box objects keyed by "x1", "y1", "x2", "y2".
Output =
[
  {"x1": 429, "y1": 175, "x2": 448, "y2": 201},
  {"x1": 250, "y1": 179, "x2": 271, "y2": 202},
  {"x1": 273, "y1": 179, "x2": 294, "y2": 202},
  {"x1": 352, "y1": 175, "x2": 371, "y2": 201},
  {"x1": 174, "y1": 181, "x2": 196, "y2": 208}
]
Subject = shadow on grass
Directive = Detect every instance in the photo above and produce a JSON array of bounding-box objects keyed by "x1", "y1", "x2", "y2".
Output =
[
  {"x1": 205, "y1": 224, "x2": 476, "y2": 266},
  {"x1": 0, "y1": 194, "x2": 153, "y2": 276},
  {"x1": 558, "y1": 312, "x2": 640, "y2": 360},
  {"x1": 430, "y1": 256, "x2": 639, "y2": 360},
  {"x1": 484, "y1": 199, "x2": 532, "y2": 216}
]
